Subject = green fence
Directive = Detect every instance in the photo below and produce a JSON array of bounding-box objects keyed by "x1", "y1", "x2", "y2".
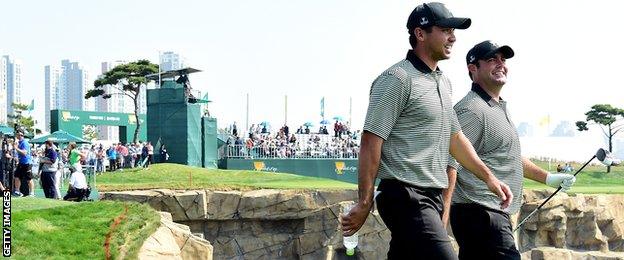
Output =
[{"x1": 224, "y1": 159, "x2": 359, "y2": 184}]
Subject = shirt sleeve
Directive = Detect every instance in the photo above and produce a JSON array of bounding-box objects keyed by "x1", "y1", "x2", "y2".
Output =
[
  {"x1": 450, "y1": 109, "x2": 461, "y2": 136},
  {"x1": 363, "y1": 71, "x2": 410, "y2": 140},
  {"x1": 447, "y1": 153, "x2": 459, "y2": 170}
]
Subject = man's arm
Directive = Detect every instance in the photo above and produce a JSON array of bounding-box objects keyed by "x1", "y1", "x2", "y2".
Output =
[
  {"x1": 13, "y1": 143, "x2": 27, "y2": 156},
  {"x1": 442, "y1": 165, "x2": 457, "y2": 228},
  {"x1": 522, "y1": 157, "x2": 547, "y2": 183},
  {"x1": 341, "y1": 131, "x2": 383, "y2": 236},
  {"x1": 449, "y1": 131, "x2": 513, "y2": 209},
  {"x1": 522, "y1": 157, "x2": 576, "y2": 191}
]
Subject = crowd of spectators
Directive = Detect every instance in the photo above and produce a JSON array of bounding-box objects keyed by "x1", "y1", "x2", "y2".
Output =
[
  {"x1": 2, "y1": 138, "x2": 169, "y2": 200},
  {"x1": 225, "y1": 121, "x2": 361, "y2": 159}
]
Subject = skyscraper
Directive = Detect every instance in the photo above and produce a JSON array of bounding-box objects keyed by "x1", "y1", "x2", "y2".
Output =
[
  {"x1": 44, "y1": 65, "x2": 62, "y2": 132},
  {"x1": 44, "y1": 60, "x2": 92, "y2": 132},
  {"x1": 61, "y1": 60, "x2": 92, "y2": 111},
  {"x1": 159, "y1": 51, "x2": 186, "y2": 72},
  {"x1": 0, "y1": 55, "x2": 23, "y2": 124},
  {"x1": 3, "y1": 56, "x2": 22, "y2": 117}
]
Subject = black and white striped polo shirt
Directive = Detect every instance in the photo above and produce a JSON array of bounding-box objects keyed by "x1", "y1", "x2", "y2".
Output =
[
  {"x1": 450, "y1": 83, "x2": 523, "y2": 214},
  {"x1": 363, "y1": 51, "x2": 460, "y2": 189}
]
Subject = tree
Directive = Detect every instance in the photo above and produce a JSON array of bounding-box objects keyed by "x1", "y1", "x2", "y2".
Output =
[
  {"x1": 85, "y1": 60, "x2": 158, "y2": 143},
  {"x1": 82, "y1": 125, "x2": 98, "y2": 141},
  {"x1": 8, "y1": 102, "x2": 41, "y2": 136},
  {"x1": 576, "y1": 104, "x2": 624, "y2": 173}
]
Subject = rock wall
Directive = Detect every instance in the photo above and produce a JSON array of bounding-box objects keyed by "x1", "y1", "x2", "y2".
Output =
[
  {"x1": 518, "y1": 190, "x2": 624, "y2": 254},
  {"x1": 139, "y1": 212, "x2": 213, "y2": 260},
  {"x1": 103, "y1": 189, "x2": 389, "y2": 259},
  {"x1": 103, "y1": 189, "x2": 624, "y2": 259}
]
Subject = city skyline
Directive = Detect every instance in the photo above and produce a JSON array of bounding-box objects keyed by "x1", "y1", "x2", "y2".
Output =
[{"x1": 2, "y1": 0, "x2": 623, "y2": 160}]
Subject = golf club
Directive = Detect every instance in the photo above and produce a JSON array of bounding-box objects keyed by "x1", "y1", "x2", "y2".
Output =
[{"x1": 514, "y1": 148, "x2": 617, "y2": 232}]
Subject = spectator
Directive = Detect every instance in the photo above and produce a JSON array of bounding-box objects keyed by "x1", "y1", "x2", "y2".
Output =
[
  {"x1": 96, "y1": 147, "x2": 105, "y2": 173},
  {"x1": 63, "y1": 166, "x2": 90, "y2": 202},
  {"x1": 160, "y1": 144, "x2": 169, "y2": 163},
  {"x1": 564, "y1": 163, "x2": 573, "y2": 172},
  {"x1": 13, "y1": 131, "x2": 33, "y2": 197},
  {"x1": 106, "y1": 146, "x2": 117, "y2": 171},
  {"x1": 40, "y1": 140, "x2": 59, "y2": 199},
  {"x1": 68, "y1": 142, "x2": 87, "y2": 173}
]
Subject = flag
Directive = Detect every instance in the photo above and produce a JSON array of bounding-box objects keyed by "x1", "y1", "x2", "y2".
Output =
[
  {"x1": 27, "y1": 99, "x2": 34, "y2": 111},
  {"x1": 320, "y1": 97, "x2": 325, "y2": 118},
  {"x1": 538, "y1": 115, "x2": 551, "y2": 127}
]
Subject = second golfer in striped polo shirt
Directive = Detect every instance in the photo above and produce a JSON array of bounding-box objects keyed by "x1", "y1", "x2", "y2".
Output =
[{"x1": 445, "y1": 40, "x2": 577, "y2": 260}]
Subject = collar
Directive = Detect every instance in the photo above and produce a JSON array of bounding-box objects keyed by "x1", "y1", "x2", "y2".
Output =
[
  {"x1": 406, "y1": 50, "x2": 441, "y2": 74},
  {"x1": 471, "y1": 83, "x2": 503, "y2": 107}
]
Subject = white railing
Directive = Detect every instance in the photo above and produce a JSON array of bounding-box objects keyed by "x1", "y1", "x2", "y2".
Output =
[{"x1": 225, "y1": 144, "x2": 359, "y2": 159}]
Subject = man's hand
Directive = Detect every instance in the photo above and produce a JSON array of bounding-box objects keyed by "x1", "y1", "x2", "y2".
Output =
[
  {"x1": 484, "y1": 176, "x2": 513, "y2": 209},
  {"x1": 340, "y1": 202, "x2": 372, "y2": 236},
  {"x1": 545, "y1": 173, "x2": 576, "y2": 192}
]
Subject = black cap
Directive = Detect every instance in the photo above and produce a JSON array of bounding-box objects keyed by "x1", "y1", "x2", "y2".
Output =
[
  {"x1": 466, "y1": 41, "x2": 514, "y2": 65},
  {"x1": 407, "y1": 2, "x2": 471, "y2": 32}
]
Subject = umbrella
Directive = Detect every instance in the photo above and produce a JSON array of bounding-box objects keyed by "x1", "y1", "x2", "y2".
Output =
[
  {"x1": 303, "y1": 121, "x2": 314, "y2": 127},
  {"x1": 259, "y1": 121, "x2": 271, "y2": 126},
  {"x1": 332, "y1": 116, "x2": 344, "y2": 121},
  {"x1": 0, "y1": 125, "x2": 34, "y2": 138},
  {"x1": 0, "y1": 125, "x2": 14, "y2": 136},
  {"x1": 320, "y1": 119, "x2": 331, "y2": 125},
  {"x1": 30, "y1": 130, "x2": 91, "y2": 144}
]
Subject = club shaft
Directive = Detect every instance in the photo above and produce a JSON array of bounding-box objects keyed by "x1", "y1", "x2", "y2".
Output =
[{"x1": 514, "y1": 155, "x2": 596, "y2": 232}]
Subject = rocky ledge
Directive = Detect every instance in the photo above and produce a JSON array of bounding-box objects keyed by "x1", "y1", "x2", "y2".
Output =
[{"x1": 104, "y1": 189, "x2": 624, "y2": 259}]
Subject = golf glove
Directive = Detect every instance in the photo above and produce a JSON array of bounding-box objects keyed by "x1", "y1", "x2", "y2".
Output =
[{"x1": 545, "y1": 173, "x2": 576, "y2": 192}]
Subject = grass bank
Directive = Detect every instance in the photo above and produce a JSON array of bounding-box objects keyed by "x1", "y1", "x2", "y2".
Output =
[
  {"x1": 97, "y1": 163, "x2": 357, "y2": 191},
  {"x1": 10, "y1": 198, "x2": 160, "y2": 259}
]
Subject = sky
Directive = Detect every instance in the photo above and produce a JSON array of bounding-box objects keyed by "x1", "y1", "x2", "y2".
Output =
[{"x1": 1, "y1": 0, "x2": 623, "y2": 161}]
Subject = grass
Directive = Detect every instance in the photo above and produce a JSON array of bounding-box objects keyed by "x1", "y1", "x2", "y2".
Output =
[
  {"x1": 97, "y1": 162, "x2": 623, "y2": 194},
  {"x1": 97, "y1": 163, "x2": 357, "y2": 191},
  {"x1": 524, "y1": 160, "x2": 624, "y2": 194},
  {"x1": 12, "y1": 197, "x2": 73, "y2": 211},
  {"x1": 10, "y1": 198, "x2": 160, "y2": 259}
]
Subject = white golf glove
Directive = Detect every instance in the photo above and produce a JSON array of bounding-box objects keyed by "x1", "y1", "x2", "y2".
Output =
[{"x1": 545, "y1": 173, "x2": 576, "y2": 192}]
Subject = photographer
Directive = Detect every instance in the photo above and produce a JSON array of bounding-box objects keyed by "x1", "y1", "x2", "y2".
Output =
[{"x1": 0, "y1": 135, "x2": 11, "y2": 192}]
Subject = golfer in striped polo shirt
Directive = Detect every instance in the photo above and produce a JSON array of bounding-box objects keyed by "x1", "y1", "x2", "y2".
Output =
[
  {"x1": 341, "y1": 3, "x2": 514, "y2": 259},
  {"x1": 444, "y1": 41, "x2": 576, "y2": 259}
]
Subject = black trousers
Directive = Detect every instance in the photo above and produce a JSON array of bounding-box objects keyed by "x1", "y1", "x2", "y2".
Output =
[
  {"x1": 376, "y1": 179, "x2": 457, "y2": 260},
  {"x1": 450, "y1": 204, "x2": 521, "y2": 260},
  {"x1": 63, "y1": 187, "x2": 90, "y2": 202},
  {"x1": 40, "y1": 171, "x2": 57, "y2": 199}
]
